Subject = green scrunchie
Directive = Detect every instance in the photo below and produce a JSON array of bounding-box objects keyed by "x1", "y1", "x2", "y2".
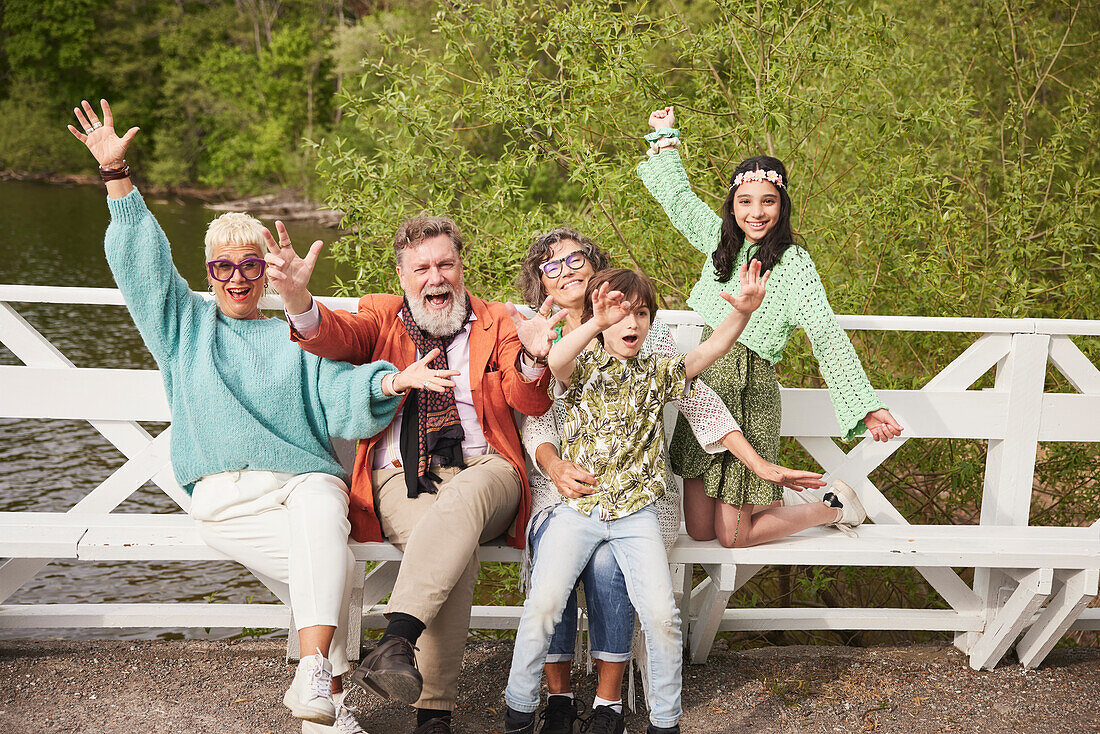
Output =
[{"x1": 644, "y1": 127, "x2": 680, "y2": 143}]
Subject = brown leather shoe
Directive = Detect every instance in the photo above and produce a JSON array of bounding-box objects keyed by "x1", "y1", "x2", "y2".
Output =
[
  {"x1": 412, "y1": 717, "x2": 452, "y2": 734},
  {"x1": 349, "y1": 635, "x2": 423, "y2": 704}
]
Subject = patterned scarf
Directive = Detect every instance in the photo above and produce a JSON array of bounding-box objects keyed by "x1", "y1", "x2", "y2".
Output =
[{"x1": 399, "y1": 295, "x2": 473, "y2": 497}]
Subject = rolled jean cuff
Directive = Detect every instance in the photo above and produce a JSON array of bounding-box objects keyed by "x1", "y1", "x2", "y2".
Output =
[
  {"x1": 591, "y1": 650, "x2": 632, "y2": 663},
  {"x1": 503, "y1": 694, "x2": 539, "y2": 714},
  {"x1": 544, "y1": 652, "x2": 574, "y2": 664}
]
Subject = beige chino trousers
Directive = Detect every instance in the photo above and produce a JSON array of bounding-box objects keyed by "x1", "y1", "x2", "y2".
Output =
[{"x1": 372, "y1": 453, "x2": 521, "y2": 711}]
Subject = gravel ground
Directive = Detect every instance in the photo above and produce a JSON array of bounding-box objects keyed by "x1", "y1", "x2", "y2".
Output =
[{"x1": 1, "y1": 638, "x2": 1097, "y2": 733}]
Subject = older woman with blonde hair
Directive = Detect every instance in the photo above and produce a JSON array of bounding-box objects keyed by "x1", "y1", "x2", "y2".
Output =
[{"x1": 69, "y1": 99, "x2": 453, "y2": 734}]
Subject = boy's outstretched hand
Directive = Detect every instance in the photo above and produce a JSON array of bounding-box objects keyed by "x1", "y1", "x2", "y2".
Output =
[
  {"x1": 591, "y1": 282, "x2": 631, "y2": 329},
  {"x1": 720, "y1": 260, "x2": 769, "y2": 316}
]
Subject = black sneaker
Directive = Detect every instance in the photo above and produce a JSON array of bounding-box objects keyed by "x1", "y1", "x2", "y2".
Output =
[
  {"x1": 581, "y1": 705, "x2": 626, "y2": 734},
  {"x1": 645, "y1": 724, "x2": 680, "y2": 734},
  {"x1": 539, "y1": 695, "x2": 584, "y2": 734},
  {"x1": 504, "y1": 705, "x2": 537, "y2": 734},
  {"x1": 412, "y1": 717, "x2": 452, "y2": 734}
]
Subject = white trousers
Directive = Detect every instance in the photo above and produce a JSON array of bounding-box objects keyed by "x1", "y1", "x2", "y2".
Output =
[{"x1": 190, "y1": 470, "x2": 355, "y2": 675}]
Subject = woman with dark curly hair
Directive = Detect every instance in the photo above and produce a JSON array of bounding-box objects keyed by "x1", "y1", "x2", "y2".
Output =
[{"x1": 514, "y1": 227, "x2": 823, "y2": 733}]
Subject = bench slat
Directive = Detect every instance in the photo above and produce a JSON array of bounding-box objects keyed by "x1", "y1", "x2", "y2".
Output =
[
  {"x1": 4, "y1": 514, "x2": 1095, "y2": 568},
  {"x1": 0, "y1": 603, "x2": 289, "y2": 628},
  {"x1": 0, "y1": 527, "x2": 84, "y2": 559},
  {"x1": 713, "y1": 607, "x2": 985, "y2": 632}
]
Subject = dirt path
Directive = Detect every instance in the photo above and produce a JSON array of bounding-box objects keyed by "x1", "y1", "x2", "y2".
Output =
[{"x1": 1, "y1": 639, "x2": 1096, "y2": 733}]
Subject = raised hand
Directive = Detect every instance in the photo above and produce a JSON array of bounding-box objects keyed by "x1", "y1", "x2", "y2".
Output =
[
  {"x1": 262, "y1": 221, "x2": 322, "y2": 316},
  {"x1": 393, "y1": 349, "x2": 460, "y2": 394},
  {"x1": 720, "y1": 260, "x2": 770, "y2": 316},
  {"x1": 67, "y1": 99, "x2": 138, "y2": 168},
  {"x1": 864, "y1": 408, "x2": 903, "y2": 442},
  {"x1": 648, "y1": 105, "x2": 675, "y2": 130},
  {"x1": 506, "y1": 296, "x2": 568, "y2": 361},
  {"x1": 590, "y1": 281, "x2": 630, "y2": 329}
]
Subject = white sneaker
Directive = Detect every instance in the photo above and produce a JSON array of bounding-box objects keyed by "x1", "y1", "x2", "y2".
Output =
[
  {"x1": 824, "y1": 480, "x2": 866, "y2": 535},
  {"x1": 303, "y1": 692, "x2": 371, "y2": 733},
  {"x1": 284, "y1": 653, "x2": 336, "y2": 725}
]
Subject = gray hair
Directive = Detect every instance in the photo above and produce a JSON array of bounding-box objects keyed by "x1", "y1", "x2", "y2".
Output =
[{"x1": 394, "y1": 215, "x2": 465, "y2": 267}]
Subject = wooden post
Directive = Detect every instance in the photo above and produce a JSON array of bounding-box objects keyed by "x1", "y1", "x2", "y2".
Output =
[
  {"x1": 968, "y1": 568, "x2": 1052, "y2": 670},
  {"x1": 969, "y1": 333, "x2": 1050, "y2": 658},
  {"x1": 1015, "y1": 568, "x2": 1098, "y2": 669}
]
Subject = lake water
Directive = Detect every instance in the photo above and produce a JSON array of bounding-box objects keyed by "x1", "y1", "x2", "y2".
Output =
[{"x1": 0, "y1": 180, "x2": 348, "y2": 640}]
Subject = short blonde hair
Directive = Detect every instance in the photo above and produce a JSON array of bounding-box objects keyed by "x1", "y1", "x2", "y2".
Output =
[{"x1": 204, "y1": 212, "x2": 267, "y2": 259}]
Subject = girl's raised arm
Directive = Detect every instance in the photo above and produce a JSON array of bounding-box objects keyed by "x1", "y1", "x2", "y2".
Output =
[{"x1": 636, "y1": 106, "x2": 723, "y2": 256}]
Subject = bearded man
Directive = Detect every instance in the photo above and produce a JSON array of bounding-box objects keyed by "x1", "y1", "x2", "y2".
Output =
[{"x1": 270, "y1": 214, "x2": 562, "y2": 734}]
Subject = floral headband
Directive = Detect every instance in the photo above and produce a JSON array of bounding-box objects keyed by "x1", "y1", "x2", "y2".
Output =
[{"x1": 730, "y1": 169, "x2": 785, "y2": 191}]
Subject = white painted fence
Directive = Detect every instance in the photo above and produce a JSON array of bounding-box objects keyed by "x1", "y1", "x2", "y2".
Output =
[{"x1": 1, "y1": 284, "x2": 1097, "y2": 671}]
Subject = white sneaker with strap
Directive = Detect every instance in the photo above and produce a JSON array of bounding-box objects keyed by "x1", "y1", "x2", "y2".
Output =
[
  {"x1": 284, "y1": 652, "x2": 336, "y2": 725},
  {"x1": 823, "y1": 480, "x2": 867, "y2": 536},
  {"x1": 303, "y1": 691, "x2": 371, "y2": 733}
]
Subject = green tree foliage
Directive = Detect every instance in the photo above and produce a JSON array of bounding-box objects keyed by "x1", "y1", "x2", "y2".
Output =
[
  {"x1": 0, "y1": 0, "x2": 1095, "y2": 641},
  {"x1": 0, "y1": 0, "x2": 345, "y2": 192},
  {"x1": 317, "y1": 0, "x2": 1098, "y2": 642}
]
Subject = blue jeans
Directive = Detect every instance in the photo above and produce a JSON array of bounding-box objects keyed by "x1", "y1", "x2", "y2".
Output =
[
  {"x1": 506, "y1": 504, "x2": 682, "y2": 727},
  {"x1": 532, "y1": 510, "x2": 635, "y2": 663}
]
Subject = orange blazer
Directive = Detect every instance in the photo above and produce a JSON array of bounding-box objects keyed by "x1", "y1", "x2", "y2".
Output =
[{"x1": 293, "y1": 292, "x2": 552, "y2": 547}]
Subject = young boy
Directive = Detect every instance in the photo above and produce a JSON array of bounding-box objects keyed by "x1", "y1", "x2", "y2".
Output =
[{"x1": 503, "y1": 263, "x2": 768, "y2": 734}]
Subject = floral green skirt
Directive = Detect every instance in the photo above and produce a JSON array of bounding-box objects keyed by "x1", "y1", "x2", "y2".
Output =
[{"x1": 669, "y1": 333, "x2": 782, "y2": 506}]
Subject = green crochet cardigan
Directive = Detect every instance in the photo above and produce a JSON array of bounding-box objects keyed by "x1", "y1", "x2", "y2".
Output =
[{"x1": 636, "y1": 148, "x2": 885, "y2": 441}]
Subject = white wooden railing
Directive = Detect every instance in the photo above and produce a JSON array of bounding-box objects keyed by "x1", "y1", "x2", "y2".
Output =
[{"x1": 1, "y1": 284, "x2": 1097, "y2": 670}]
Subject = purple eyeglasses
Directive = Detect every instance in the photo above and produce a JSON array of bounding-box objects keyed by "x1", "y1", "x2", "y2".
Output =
[
  {"x1": 540, "y1": 250, "x2": 587, "y2": 279},
  {"x1": 206, "y1": 258, "x2": 266, "y2": 282}
]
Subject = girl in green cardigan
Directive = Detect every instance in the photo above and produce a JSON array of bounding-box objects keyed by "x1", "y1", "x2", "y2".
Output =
[{"x1": 638, "y1": 106, "x2": 903, "y2": 547}]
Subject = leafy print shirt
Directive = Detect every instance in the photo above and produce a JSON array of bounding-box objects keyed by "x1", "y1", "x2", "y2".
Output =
[{"x1": 554, "y1": 344, "x2": 688, "y2": 520}]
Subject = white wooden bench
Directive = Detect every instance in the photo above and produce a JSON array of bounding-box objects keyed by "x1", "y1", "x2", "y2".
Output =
[{"x1": 2, "y1": 284, "x2": 1098, "y2": 673}]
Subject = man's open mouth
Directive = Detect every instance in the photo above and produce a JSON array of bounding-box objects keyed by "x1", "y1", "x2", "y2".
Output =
[
  {"x1": 622, "y1": 334, "x2": 639, "y2": 347},
  {"x1": 424, "y1": 291, "x2": 453, "y2": 309}
]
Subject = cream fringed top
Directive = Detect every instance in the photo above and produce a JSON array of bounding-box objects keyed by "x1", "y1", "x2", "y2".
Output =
[{"x1": 636, "y1": 148, "x2": 886, "y2": 441}]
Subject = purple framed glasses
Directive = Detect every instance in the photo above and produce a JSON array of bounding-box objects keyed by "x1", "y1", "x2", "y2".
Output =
[
  {"x1": 540, "y1": 250, "x2": 587, "y2": 279},
  {"x1": 206, "y1": 257, "x2": 266, "y2": 282}
]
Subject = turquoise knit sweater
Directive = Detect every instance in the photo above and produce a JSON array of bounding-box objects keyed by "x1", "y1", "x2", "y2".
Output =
[
  {"x1": 637, "y1": 149, "x2": 885, "y2": 441},
  {"x1": 104, "y1": 189, "x2": 402, "y2": 492}
]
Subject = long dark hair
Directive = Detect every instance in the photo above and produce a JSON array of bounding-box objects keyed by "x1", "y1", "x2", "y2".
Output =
[{"x1": 713, "y1": 155, "x2": 801, "y2": 282}]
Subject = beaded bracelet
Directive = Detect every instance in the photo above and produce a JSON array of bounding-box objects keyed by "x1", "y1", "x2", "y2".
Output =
[{"x1": 644, "y1": 127, "x2": 679, "y2": 143}]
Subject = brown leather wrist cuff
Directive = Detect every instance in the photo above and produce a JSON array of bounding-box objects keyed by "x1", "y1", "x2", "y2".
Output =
[
  {"x1": 100, "y1": 162, "x2": 131, "y2": 182},
  {"x1": 522, "y1": 349, "x2": 548, "y2": 366}
]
